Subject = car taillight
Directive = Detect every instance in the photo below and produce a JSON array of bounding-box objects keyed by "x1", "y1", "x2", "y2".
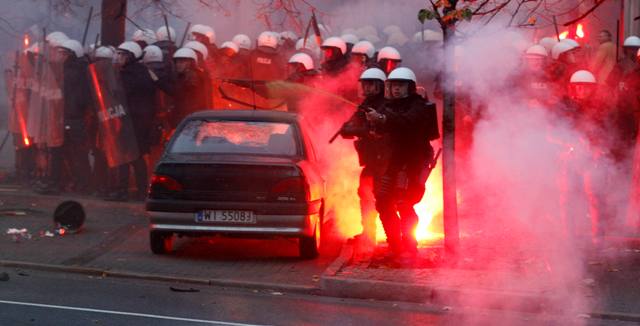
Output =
[
  {"x1": 271, "y1": 177, "x2": 308, "y2": 202},
  {"x1": 150, "y1": 174, "x2": 183, "y2": 192}
]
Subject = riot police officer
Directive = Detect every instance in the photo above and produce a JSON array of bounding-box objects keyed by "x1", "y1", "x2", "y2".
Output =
[
  {"x1": 366, "y1": 67, "x2": 439, "y2": 257},
  {"x1": 340, "y1": 68, "x2": 388, "y2": 248}
]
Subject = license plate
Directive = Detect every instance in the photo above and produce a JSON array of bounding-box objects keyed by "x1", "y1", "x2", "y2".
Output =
[{"x1": 195, "y1": 210, "x2": 256, "y2": 224}]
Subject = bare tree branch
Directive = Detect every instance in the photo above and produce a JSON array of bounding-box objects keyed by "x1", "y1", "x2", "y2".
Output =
[{"x1": 562, "y1": 0, "x2": 605, "y2": 26}]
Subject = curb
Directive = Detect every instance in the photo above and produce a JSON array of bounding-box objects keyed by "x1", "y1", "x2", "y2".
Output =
[
  {"x1": 588, "y1": 311, "x2": 640, "y2": 323},
  {"x1": 0, "y1": 260, "x2": 318, "y2": 295}
]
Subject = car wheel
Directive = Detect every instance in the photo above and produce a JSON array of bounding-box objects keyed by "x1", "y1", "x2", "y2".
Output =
[
  {"x1": 150, "y1": 231, "x2": 173, "y2": 255},
  {"x1": 299, "y1": 221, "x2": 320, "y2": 259}
]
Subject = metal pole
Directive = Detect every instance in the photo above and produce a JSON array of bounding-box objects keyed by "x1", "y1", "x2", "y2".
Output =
[
  {"x1": 125, "y1": 15, "x2": 144, "y2": 31},
  {"x1": 163, "y1": 14, "x2": 171, "y2": 42},
  {"x1": 81, "y1": 6, "x2": 94, "y2": 47},
  {"x1": 553, "y1": 16, "x2": 561, "y2": 41},
  {"x1": 180, "y1": 22, "x2": 191, "y2": 48}
]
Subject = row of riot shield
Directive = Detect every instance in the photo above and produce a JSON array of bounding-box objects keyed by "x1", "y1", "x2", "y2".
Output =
[{"x1": 6, "y1": 46, "x2": 140, "y2": 171}]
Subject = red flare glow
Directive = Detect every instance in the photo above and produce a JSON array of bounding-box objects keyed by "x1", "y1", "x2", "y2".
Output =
[
  {"x1": 576, "y1": 24, "x2": 585, "y2": 39},
  {"x1": 23, "y1": 34, "x2": 29, "y2": 48},
  {"x1": 559, "y1": 31, "x2": 569, "y2": 40}
]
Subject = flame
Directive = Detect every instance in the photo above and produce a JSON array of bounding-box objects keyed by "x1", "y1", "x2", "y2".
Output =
[
  {"x1": 23, "y1": 34, "x2": 29, "y2": 48},
  {"x1": 23, "y1": 137, "x2": 30, "y2": 146},
  {"x1": 414, "y1": 163, "x2": 445, "y2": 242},
  {"x1": 375, "y1": 162, "x2": 445, "y2": 245},
  {"x1": 558, "y1": 31, "x2": 569, "y2": 40},
  {"x1": 576, "y1": 24, "x2": 585, "y2": 39}
]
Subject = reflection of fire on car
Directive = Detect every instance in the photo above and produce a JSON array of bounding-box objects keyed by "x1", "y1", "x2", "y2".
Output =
[{"x1": 146, "y1": 110, "x2": 327, "y2": 259}]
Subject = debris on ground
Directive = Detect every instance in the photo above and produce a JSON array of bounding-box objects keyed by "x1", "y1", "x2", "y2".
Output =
[
  {"x1": 0, "y1": 272, "x2": 9, "y2": 281},
  {"x1": 6, "y1": 228, "x2": 31, "y2": 241},
  {"x1": 169, "y1": 286, "x2": 200, "y2": 293},
  {"x1": 0, "y1": 210, "x2": 27, "y2": 216}
]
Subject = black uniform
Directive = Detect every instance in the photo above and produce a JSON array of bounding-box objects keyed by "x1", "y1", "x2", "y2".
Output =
[
  {"x1": 108, "y1": 60, "x2": 157, "y2": 200},
  {"x1": 340, "y1": 92, "x2": 388, "y2": 245},
  {"x1": 153, "y1": 40, "x2": 177, "y2": 73},
  {"x1": 285, "y1": 69, "x2": 321, "y2": 113},
  {"x1": 373, "y1": 93, "x2": 439, "y2": 254},
  {"x1": 609, "y1": 61, "x2": 640, "y2": 162},
  {"x1": 52, "y1": 55, "x2": 92, "y2": 192},
  {"x1": 321, "y1": 54, "x2": 349, "y2": 77},
  {"x1": 170, "y1": 66, "x2": 208, "y2": 128},
  {"x1": 558, "y1": 95, "x2": 614, "y2": 238},
  {"x1": 250, "y1": 47, "x2": 286, "y2": 81}
]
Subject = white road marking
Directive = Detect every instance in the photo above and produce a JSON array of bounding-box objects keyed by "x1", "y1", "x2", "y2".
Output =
[{"x1": 0, "y1": 300, "x2": 266, "y2": 326}]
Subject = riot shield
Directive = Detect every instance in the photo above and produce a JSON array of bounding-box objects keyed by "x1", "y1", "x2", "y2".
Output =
[
  {"x1": 217, "y1": 79, "x2": 287, "y2": 111},
  {"x1": 25, "y1": 53, "x2": 47, "y2": 145},
  {"x1": 43, "y1": 60, "x2": 64, "y2": 148},
  {"x1": 23, "y1": 44, "x2": 64, "y2": 148},
  {"x1": 7, "y1": 52, "x2": 32, "y2": 145},
  {"x1": 87, "y1": 60, "x2": 139, "y2": 168}
]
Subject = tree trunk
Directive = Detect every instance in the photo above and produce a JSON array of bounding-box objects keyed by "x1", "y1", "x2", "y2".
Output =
[
  {"x1": 442, "y1": 24, "x2": 460, "y2": 257},
  {"x1": 101, "y1": 0, "x2": 126, "y2": 47}
]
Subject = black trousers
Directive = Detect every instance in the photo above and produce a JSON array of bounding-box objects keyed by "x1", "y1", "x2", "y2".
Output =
[
  {"x1": 358, "y1": 166, "x2": 377, "y2": 243},
  {"x1": 110, "y1": 156, "x2": 148, "y2": 197},
  {"x1": 374, "y1": 166, "x2": 426, "y2": 254},
  {"x1": 61, "y1": 129, "x2": 91, "y2": 192}
]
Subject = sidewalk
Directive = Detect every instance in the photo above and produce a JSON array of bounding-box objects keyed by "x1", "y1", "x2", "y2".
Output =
[
  {"x1": 0, "y1": 184, "x2": 339, "y2": 293},
  {"x1": 321, "y1": 236, "x2": 640, "y2": 321},
  {"x1": 4, "y1": 184, "x2": 640, "y2": 321}
]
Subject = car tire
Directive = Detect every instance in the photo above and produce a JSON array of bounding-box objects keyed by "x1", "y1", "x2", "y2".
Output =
[
  {"x1": 299, "y1": 221, "x2": 320, "y2": 259},
  {"x1": 150, "y1": 231, "x2": 173, "y2": 255}
]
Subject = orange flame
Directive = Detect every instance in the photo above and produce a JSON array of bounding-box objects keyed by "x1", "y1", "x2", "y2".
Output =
[
  {"x1": 23, "y1": 34, "x2": 29, "y2": 48},
  {"x1": 375, "y1": 163, "x2": 445, "y2": 244},
  {"x1": 559, "y1": 31, "x2": 569, "y2": 40},
  {"x1": 576, "y1": 24, "x2": 585, "y2": 39}
]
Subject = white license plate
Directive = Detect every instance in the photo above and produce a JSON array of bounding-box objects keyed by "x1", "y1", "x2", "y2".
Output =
[{"x1": 195, "y1": 210, "x2": 256, "y2": 224}]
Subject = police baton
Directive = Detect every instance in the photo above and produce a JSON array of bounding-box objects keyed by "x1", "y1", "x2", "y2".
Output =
[
  {"x1": 422, "y1": 147, "x2": 442, "y2": 183},
  {"x1": 328, "y1": 127, "x2": 342, "y2": 144}
]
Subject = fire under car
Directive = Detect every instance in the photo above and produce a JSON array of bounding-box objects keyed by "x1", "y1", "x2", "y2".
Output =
[{"x1": 145, "y1": 110, "x2": 326, "y2": 259}]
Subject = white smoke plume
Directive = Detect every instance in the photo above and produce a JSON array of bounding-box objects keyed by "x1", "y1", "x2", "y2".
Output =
[{"x1": 439, "y1": 14, "x2": 633, "y2": 320}]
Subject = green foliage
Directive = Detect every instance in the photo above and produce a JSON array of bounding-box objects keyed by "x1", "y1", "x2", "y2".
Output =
[
  {"x1": 418, "y1": 9, "x2": 436, "y2": 24},
  {"x1": 460, "y1": 8, "x2": 473, "y2": 21}
]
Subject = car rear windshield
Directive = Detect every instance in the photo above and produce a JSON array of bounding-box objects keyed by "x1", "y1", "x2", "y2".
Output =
[{"x1": 169, "y1": 120, "x2": 299, "y2": 157}]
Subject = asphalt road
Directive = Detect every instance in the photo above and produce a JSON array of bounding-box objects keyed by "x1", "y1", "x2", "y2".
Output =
[{"x1": 0, "y1": 269, "x2": 635, "y2": 326}]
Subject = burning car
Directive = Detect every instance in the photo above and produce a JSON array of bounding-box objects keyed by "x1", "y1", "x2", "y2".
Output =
[{"x1": 146, "y1": 110, "x2": 326, "y2": 259}]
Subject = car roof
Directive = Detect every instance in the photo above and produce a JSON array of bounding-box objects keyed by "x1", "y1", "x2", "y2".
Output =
[{"x1": 187, "y1": 110, "x2": 300, "y2": 124}]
